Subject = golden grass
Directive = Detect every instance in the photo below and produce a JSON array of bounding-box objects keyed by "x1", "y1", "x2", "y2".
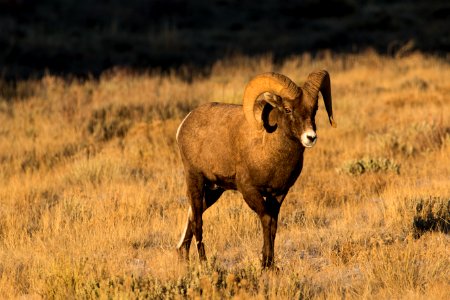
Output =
[{"x1": 0, "y1": 51, "x2": 449, "y2": 299}]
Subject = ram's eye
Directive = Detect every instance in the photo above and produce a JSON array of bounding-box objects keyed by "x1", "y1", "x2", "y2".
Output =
[{"x1": 284, "y1": 107, "x2": 292, "y2": 114}]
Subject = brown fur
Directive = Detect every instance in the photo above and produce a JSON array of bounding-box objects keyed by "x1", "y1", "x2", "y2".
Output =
[{"x1": 176, "y1": 72, "x2": 335, "y2": 268}]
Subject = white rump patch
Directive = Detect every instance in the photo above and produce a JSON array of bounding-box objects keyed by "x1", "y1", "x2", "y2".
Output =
[
  {"x1": 301, "y1": 129, "x2": 317, "y2": 148},
  {"x1": 176, "y1": 112, "x2": 192, "y2": 143}
]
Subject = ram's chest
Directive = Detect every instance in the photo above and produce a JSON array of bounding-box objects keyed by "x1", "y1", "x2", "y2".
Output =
[{"x1": 246, "y1": 151, "x2": 304, "y2": 194}]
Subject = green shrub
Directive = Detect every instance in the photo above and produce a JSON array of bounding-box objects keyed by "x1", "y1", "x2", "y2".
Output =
[{"x1": 339, "y1": 157, "x2": 400, "y2": 176}]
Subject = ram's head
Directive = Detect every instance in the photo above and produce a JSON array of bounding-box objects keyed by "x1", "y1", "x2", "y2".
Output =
[{"x1": 243, "y1": 71, "x2": 337, "y2": 148}]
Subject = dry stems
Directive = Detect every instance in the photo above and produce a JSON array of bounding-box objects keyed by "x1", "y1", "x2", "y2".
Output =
[{"x1": 0, "y1": 51, "x2": 449, "y2": 299}]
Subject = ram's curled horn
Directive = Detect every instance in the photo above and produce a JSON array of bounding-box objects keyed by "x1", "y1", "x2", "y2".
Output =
[
  {"x1": 243, "y1": 72, "x2": 301, "y2": 129},
  {"x1": 303, "y1": 70, "x2": 337, "y2": 127}
]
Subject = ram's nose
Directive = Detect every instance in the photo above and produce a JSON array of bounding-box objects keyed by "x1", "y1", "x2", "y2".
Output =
[
  {"x1": 306, "y1": 133, "x2": 316, "y2": 142},
  {"x1": 301, "y1": 130, "x2": 317, "y2": 148}
]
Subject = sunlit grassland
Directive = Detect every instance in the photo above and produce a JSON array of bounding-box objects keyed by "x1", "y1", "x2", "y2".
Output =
[{"x1": 0, "y1": 51, "x2": 449, "y2": 298}]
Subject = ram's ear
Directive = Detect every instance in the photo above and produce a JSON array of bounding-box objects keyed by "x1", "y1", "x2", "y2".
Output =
[
  {"x1": 253, "y1": 92, "x2": 281, "y2": 131},
  {"x1": 263, "y1": 92, "x2": 283, "y2": 107},
  {"x1": 261, "y1": 103, "x2": 278, "y2": 133}
]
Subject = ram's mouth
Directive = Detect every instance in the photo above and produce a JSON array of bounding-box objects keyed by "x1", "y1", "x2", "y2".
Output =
[
  {"x1": 301, "y1": 141, "x2": 316, "y2": 148},
  {"x1": 302, "y1": 142, "x2": 315, "y2": 148}
]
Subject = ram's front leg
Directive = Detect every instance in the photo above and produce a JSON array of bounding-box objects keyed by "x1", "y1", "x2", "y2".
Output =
[
  {"x1": 241, "y1": 187, "x2": 281, "y2": 268},
  {"x1": 260, "y1": 195, "x2": 282, "y2": 268},
  {"x1": 260, "y1": 213, "x2": 277, "y2": 268}
]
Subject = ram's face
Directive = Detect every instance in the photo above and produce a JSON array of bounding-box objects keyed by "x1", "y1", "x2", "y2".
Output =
[
  {"x1": 252, "y1": 71, "x2": 335, "y2": 148},
  {"x1": 284, "y1": 96, "x2": 318, "y2": 148}
]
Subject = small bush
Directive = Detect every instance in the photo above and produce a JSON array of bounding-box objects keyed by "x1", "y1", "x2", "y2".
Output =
[
  {"x1": 339, "y1": 157, "x2": 400, "y2": 176},
  {"x1": 413, "y1": 197, "x2": 449, "y2": 237},
  {"x1": 86, "y1": 104, "x2": 144, "y2": 142},
  {"x1": 20, "y1": 144, "x2": 82, "y2": 173}
]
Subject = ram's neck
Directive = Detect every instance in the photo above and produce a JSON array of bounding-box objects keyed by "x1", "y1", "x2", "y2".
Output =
[{"x1": 262, "y1": 128, "x2": 304, "y2": 162}]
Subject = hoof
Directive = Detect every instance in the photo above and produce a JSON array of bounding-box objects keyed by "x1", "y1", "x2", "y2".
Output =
[
  {"x1": 176, "y1": 247, "x2": 190, "y2": 262},
  {"x1": 261, "y1": 259, "x2": 279, "y2": 271}
]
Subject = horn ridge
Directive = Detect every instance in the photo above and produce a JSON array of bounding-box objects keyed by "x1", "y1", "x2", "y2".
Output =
[
  {"x1": 303, "y1": 70, "x2": 337, "y2": 127},
  {"x1": 243, "y1": 72, "x2": 300, "y2": 129}
]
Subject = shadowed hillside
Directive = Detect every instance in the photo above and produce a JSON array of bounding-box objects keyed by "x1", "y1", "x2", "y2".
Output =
[
  {"x1": 0, "y1": 1, "x2": 449, "y2": 298},
  {"x1": 1, "y1": 0, "x2": 449, "y2": 79}
]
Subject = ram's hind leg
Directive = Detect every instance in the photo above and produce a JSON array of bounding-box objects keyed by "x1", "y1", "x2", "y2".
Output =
[
  {"x1": 177, "y1": 172, "x2": 204, "y2": 261},
  {"x1": 177, "y1": 174, "x2": 224, "y2": 262},
  {"x1": 177, "y1": 207, "x2": 194, "y2": 260}
]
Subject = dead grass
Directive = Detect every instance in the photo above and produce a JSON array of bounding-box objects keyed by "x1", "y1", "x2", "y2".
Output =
[{"x1": 0, "y1": 51, "x2": 449, "y2": 299}]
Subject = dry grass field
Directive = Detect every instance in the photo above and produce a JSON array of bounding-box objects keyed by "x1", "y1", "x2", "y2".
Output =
[{"x1": 0, "y1": 51, "x2": 449, "y2": 299}]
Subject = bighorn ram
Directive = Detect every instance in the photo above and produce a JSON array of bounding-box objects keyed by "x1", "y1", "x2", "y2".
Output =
[{"x1": 176, "y1": 70, "x2": 336, "y2": 268}]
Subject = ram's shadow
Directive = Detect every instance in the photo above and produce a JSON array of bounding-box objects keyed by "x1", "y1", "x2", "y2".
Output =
[{"x1": 0, "y1": 0, "x2": 449, "y2": 80}]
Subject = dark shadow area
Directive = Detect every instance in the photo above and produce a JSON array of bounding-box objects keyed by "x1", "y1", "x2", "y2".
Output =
[
  {"x1": 413, "y1": 197, "x2": 449, "y2": 238},
  {"x1": 0, "y1": 0, "x2": 449, "y2": 80}
]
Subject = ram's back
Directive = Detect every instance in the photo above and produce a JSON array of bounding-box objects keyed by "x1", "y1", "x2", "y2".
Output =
[{"x1": 176, "y1": 102, "x2": 246, "y2": 188}]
